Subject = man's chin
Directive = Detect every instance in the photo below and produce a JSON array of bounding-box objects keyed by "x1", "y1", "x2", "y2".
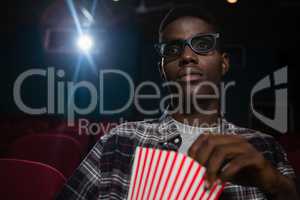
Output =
[
  {"x1": 181, "y1": 83, "x2": 209, "y2": 93},
  {"x1": 178, "y1": 80, "x2": 218, "y2": 95},
  {"x1": 183, "y1": 89, "x2": 214, "y2": 98}
]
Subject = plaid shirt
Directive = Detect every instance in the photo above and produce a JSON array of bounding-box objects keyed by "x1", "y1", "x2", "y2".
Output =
[{"x1": 56, "y1": 114, "x2": 295, "y2": 200}]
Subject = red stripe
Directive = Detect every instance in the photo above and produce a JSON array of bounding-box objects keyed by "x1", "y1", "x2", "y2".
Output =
[
  {"x1": 140, "y1": 149, "x2": 155, "y2": 200},
  {"x1": 206, "y1": 183, "x2": 218, "y2": 200},
  {"x1": 135, "y1": 148, "x2": 149, "y2": 199},
  {"x1": 198, "y1": 185, "x2": 206, "y2": 200},
  {"x1": 166, "y1": 155, "x2": 186, "y2": 200},
  {"x1": 130, "y1": 147, "x2": 143, "y2": 200},
  {"x1": 173, "y1": 158, "x2": 194, "y2": 200},
  {"x1": 190, "y1": 170, "x2": 206, "y2": 200},
  {"x1": 182, "y1": 165, "x2": 202, "y2": 200},
  {"x1": 214, "y1": 184, "x2": 225, "y2": 200},
  {"x1": 159, "y1": 153, "x2": 178, "y2": 200},
  {"x1": 145, "y1": 150, "x2": 163, "y2": 200},
  {"x1": 152, "y1": 151, "x2": 171, "y2": 200}
]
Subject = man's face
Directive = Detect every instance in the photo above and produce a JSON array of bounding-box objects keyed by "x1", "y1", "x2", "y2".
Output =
[{"x1": 160, "y1": 16, "x2": 229, "y2": 99}]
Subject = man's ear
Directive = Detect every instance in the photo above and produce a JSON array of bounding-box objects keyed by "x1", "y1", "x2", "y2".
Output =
[{"x1": 221, "y1": 52, "x2": 230, "y2": 76}]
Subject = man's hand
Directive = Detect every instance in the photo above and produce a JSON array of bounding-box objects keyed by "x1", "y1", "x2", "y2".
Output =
[{"x1": 188, "y1": 134, "x2": 299, "y2": 199}]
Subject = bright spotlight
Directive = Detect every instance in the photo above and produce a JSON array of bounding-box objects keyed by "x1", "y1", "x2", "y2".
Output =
[
  {"x1": 227, "y1": 0, "x2": 238, "y2": 4},
  {"x1": 77, "y1": 34, "x2": 93, "y2": 52}
]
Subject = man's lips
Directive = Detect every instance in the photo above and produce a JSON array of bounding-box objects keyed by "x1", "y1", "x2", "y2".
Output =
[
  {"x1": 179, "y1": 74, "x2": 204, "y2": 82},
  {"x1": 177, "y1": 68, "x2": 204, "y2": 83}
]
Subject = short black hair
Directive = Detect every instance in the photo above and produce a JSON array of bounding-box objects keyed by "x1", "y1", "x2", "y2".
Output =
[
  {"x1": 158, "y1": 4, "x2": 222, "y2": 42},
  {"x1": 158, "y1": 4, "x2": 224, "y2": 52}
]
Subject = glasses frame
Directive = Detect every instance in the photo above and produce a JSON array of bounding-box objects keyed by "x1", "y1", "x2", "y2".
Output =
[{"x1": 155, "y1": 32, "x2": 220, "y2": 58}]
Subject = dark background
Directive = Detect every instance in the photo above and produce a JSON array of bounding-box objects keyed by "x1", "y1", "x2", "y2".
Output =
[{"x1": 0, "y1": 0, "x2": 299, "y2": 135}]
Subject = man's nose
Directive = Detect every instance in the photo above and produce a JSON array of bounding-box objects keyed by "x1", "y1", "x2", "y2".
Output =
[{"x1": 178, "y1": 45, "x2": 198, "y2": 67}]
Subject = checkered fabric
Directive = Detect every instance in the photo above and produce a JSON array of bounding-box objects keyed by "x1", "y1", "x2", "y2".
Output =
[{"x1": 56, "y1": 114, "x2": 295, "y2": 200}]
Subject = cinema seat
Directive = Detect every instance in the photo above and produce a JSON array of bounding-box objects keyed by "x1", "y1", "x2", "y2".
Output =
[
  {"x1": 44, "y1": 129, "x2": 91, "y2": 155},
  {"x1": 6, "y1": 134, "x2": 82, "y2": 177},
  {"x1": 0, "y1": 158, "x2": 66, "y2": 200}
]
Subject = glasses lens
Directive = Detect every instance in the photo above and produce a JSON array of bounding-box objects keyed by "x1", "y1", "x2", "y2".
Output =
[
  {"x1": 161, "y1": 41, "x2": 182, "y2": 58},
  {"x1": 191, "y1": 35, "x2": 216, "y2": 53}
]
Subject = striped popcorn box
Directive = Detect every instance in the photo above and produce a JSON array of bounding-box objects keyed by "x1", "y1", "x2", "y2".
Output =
[{"x1": 127, "y1": 147, "x2": 224, "y2": 200}]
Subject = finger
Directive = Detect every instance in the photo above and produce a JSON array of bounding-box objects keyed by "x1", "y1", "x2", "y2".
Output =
[
  {"x1": 220, "y1": 154, "x2": 254, "y2": 183},
  {"x1": 208, "y1": 134, "x2": 244, "y2": 144},
  {"x1": 206, "y1": 142, "x2": 248, "y2": 187},
  {"x1": 188, "y1": 134, "x2": 209, "y2": 161},
  {"x1": 188, "y1": 134, "x2": 244, "y2": 166},
  {"x1": 189, "y1": 134, "x2": 216, "y2": 166}
]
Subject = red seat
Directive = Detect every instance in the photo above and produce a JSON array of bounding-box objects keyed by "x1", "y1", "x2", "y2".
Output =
[
  {"x1": 45, "y1": 130, "x2": 90, "y2": 155},
  {"x1": 0, "y1": 116, "x2": 51, "y2": 156},
  {"x1": 7, "y1": 134, "x2": 82, "y2": 177},
  {"x1": 0, "y1": 158, "x2": 66, "y2": 200}
]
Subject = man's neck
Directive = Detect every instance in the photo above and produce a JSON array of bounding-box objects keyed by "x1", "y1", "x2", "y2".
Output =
[{"x1": 170, "y1": 99, "x2": 220, "y2": 127}]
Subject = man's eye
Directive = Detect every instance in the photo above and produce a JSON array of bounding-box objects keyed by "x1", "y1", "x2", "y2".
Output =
[
  {"x1": 164, "y1": 45, "x2": 180, "y2": 55},
  {"x1": 195, "y1": 41, "x2": 209, "y2": 49},
  {"x1": 192, "y1": 36, "x2": 214, "y2": 51}
]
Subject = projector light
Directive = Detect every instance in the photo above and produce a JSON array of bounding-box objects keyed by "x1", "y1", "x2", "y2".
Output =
[
  {"x1": 227, "y1": 0, "x2": 238, "y2": 4},
  {"x1": 77, "y1": 34, "x2": 93, "y2": 52}
]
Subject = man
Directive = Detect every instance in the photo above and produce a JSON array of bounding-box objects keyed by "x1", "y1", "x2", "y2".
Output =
[{"x1": 57, "y1": 5, "x2": 298, "y2": 200}]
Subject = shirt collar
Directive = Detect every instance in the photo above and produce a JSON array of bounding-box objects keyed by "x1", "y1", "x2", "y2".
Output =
[{"x1": 157, "y1": 111, "x2": 234, "y2": 142}]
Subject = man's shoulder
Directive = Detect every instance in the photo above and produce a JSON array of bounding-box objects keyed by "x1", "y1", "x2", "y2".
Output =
[
  {"x1": 226, "y1": 121, "x2": 282, "y2": 152},
  {"x1": 227, "y1": 121, "x2": 274, "y2": 139}
]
